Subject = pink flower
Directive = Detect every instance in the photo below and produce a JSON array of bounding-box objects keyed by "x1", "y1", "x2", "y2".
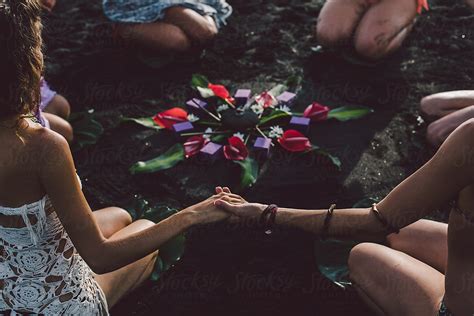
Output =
[
  {"x1": 278, "y1": 130, "x2": 312, "y2": 152},
  {"x1": 153, "y1": 108, "x2": 188, "y2": 129},
  {"x1": 303, "y1": 102, "x2": 330, "y2": 122},
  {"x1": 184, "y1": 136, "x2": 208, "y2": 158},
  {"x1": 223, "y1": 136, "x2": 249, "y2": 161},
  {"x1": 255, "y1": 91, "x2": 277, "y2": 108}
]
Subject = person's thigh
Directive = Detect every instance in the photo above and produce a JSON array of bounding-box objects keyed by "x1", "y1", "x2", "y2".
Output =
[
  {"x1": 354, "y1": 0, "x2": 417, "y2": 59},
  {"x1": 348, "y1": 243, "x2": 445, "y2": 316},
  {"x1": 163, "y1": 6, "x2": 218, "y2": 45},
  {"x1": 387, "y1": 219, "x2": 448, "y2": 273},
  {"x1": 116, "y1": 22, "x2": 192, "y2": 53},
  {"x1": 43, "y1": 94, "x2": 71, "y2": 119},
  {"x1": 421, "y1": 90, "x2": 474, "y2": 118},
  {"x1": 94, "y1": 219, "x2": 159, "y2": 308},
  {"x1": 316, "y1": 0, "x2": 377, "y2": 46},
  {"x1": 93, "y1": 207, "x2": 132, "y2": 239}
]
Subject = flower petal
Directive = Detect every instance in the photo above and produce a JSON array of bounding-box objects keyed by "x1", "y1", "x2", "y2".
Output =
[
  {"x1": 208, "y1": 83, "x2": 230, "y2": 99},
  {"x1": 153, "y1": 107, "x2": 188, "y2": 129},
  {"x1": 224, "y1": 136, "x2": 249, "y2": 161},
  {"x1": 303, "y1": 102, "x2": 330, "y2": 122},
  {"x1": 184, "y1": 136, "x2": 207, "y2": 158},
  {"x1": 278, "y1": 130, "x2": 312, "y2": 152}
]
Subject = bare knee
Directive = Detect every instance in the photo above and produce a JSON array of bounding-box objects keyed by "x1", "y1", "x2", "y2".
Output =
[
  {"x1": 44, "y1": 94, "x2": 71, "y2": 119},
  {"x1": 420, "y1": 95, "x2": 442, "y2": 117},
  {"x1": 316, "y1": 21, "x2": 351, "y2": 48},
  {"x1": 187, "y1": 20, "x2": 218, "y2": 47},
  {"x1": 348, "y1": 243, "x2": 380, "y2": 281},
  {"x1": 355, "y1": 35, "x2": 388, "y2": 60},
  {"x1": 111, "y1": 207, "x2": 133, "y2": 227}
]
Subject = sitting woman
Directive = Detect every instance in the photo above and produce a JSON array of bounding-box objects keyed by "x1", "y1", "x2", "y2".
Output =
[
  {"x1": 315, "y1": 0, "x2": 428, "y2": 60},
  {"x1": 0, "y1": 1, "x2": 237, "y2": 314},
  {"x1": 39, "y1": 78, "x2": 73, "y2": 142},
  {"x1": 421, "y1": 90, "x2": 474, "y2": 147},
  {"x1": 216, "y1": 119, "x2": 474, "y2": 314},
  {"x1": 102, "y1": 0, "x2": 232, "y2": 56}
]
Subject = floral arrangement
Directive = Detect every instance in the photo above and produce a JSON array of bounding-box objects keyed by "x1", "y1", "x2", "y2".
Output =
[{"x1": 127, "y1": 75, "x2": 373, "y2": 189}]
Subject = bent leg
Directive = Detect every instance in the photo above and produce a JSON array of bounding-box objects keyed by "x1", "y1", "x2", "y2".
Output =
[
  {"x1": 163, "y1": 6, "x2": 218, "y2": 47},
  {"x1": 316, "y1": 0, "x2": 375, "y2": 47},
  {"x1": 116, "y1": 22, "x2": 193, "y2": 53},
  {"x1": 420, "y1": 90, "x2": 474, "y2": 118},
  {"x1": 386, "y1": 219, "x2": 448, "y2": 273},
  {"x1": 426, "y1": 105, "x2": 474, "y2": 147},
  {"x1": 93, "y1": 207, "x2": 132, "y2": 239},
  {"x1": 42, "y1": 113, "x2": 74, "y2": 143},
  {"x1": 348, "y1": 243, "x2": 445, "y2": 316},
  {"x1": 43, "y1": 94, "x2": 71, "y2": 119},
  {"x1": 354, "y1": 0, "x2": 417, "y2": 59},
  {"x1": 94, "y1": 219, "x2": 159, "y2": 308}
]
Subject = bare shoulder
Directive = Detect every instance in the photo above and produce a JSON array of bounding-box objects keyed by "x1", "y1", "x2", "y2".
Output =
[{"x1": 24, "y1": 122, "x2": 72, "y2": 170}]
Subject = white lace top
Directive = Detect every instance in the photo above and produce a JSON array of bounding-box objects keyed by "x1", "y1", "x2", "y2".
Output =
[{"x1": 0, "y1": 196, "x2": 109, "y2": 315}]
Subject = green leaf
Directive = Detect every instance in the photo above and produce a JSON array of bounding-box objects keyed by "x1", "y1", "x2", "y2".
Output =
[
  {"x1": 327, "y1": 106, "x2": 374, "y2": 122},
  {"x1": 314, "y1": 149, "x2": 342, "y2": 170},
  {"x1": 130, "y1": 143, "x2": 185, "y2": 174},
  {"x1": 314, "y1": 240, "x2": 358, "y2": 289},
  {"x1": 235, "y1": 158, "x2": 259, "y2": 189},
  {"x1": 122, "y1": 117, "x2": 163, "y2": 131},
  {"x1": 197, "y1": 86, "x2": 215, "y2": 98},
  {"x1": 191, "y1": 74, "x2": 210, "y2": 88},
  {"x1": 69, "y1": 112, "x2": 104, "y2": 152},
  {"x1": 259, "y1": 110, "x2": 292, "y2": 126}
]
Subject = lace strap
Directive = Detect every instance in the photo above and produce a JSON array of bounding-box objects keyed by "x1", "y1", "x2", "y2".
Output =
[{"x1": 18, "y1": 198, "x2": 47, "y2": 246}]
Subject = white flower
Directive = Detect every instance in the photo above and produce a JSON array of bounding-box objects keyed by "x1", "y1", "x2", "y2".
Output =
[
  {"x1": 233, "y1": 132, "x2": 245, "y2": 141},
  {"x1": 268, "y1": 126, "x2": 284, "y2": 139},
  {"x1": 203, "y1": 128, "x2": 213, "y2": 140},
  {"x1": 216, "y1": 104, "x2": 229, "y2": 112},
  {"x1": 251, "y1": 104, "x2": 264, "y2": 115},
  {"x1": 187, "y1": 114, "x2": 199, "y2": 122},
  {"x1": 278, "y1": 105, "x2": 291, "y2": 113}
]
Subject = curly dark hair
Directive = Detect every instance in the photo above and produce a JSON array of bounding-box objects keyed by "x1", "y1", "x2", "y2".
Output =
[{"x1": 0, "y1": 0, "x2": 43, "y2": 120}]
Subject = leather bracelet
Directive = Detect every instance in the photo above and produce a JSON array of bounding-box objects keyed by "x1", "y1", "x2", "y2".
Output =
[
  {"x1": 259, "y1": 204, "x2": 278, "y2": 235},
  {"x1": 371, "y1": 203, "x2": 400, "y2": 234},
  {"x1": 321, "y1": 204, "x2": 336, "y2": 241}
]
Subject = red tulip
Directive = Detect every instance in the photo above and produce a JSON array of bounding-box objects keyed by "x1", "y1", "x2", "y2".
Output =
[
  {"x1": 303, "y1": 102, "x2": 330, "y2": 122},
  {"x1": 224, "y1": 136, "x2": 249, "y2": 161},
  {"x1": 184, "y1": 136, "x2": 208, "y2": 158},
  {"x1": 278, "y1": 130, "x2": 312, "y2": 152},
  {"x1": 153, "y1": 107, "x2": 188, "y2": 129},
  {"x1": 208, "y1": 83, "x2": 235, "y2": 105}
]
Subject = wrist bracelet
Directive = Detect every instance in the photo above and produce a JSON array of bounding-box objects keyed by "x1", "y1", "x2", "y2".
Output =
[
  {"x1": 321, "y1": 204, "x2": 336, "y2": 241},
  {"x1": 259, "y1": 204, "x2": 278, "y2": 235},
  {"x1": 371, "y1": 203, "x2": 400, "y2": 234}
]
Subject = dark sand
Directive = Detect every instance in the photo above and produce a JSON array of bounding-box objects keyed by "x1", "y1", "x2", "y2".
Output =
[{"x1": 42, "y1": 0, "x2": 474, "y2": 315}]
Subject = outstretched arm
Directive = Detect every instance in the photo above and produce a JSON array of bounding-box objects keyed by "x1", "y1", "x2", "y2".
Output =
[
  {"x1": 216, "y1": 120, "x2": 474, "y2": 242},
  {"x1": 39, "y1": 130, "x2": 233, "y2": 274}
]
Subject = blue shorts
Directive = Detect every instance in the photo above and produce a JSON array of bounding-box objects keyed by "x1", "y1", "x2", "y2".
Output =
[{"x1": 102, "y1": 0, "x2": 232, "y2": 29}]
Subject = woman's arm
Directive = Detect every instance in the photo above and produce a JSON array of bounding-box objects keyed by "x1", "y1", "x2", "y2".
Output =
[
  {"x1": 216, "y1": 120, "x2": 474, "y2": 242},
  {"x1": 38, "y1": 130, "x2": 231, "y2": 274}
]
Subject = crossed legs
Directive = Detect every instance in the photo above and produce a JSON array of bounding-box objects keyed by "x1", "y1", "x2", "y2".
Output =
[
  {"x1": 92, "y1": 207, "x2": 159, "y2": 309},
  {"x1": 316, "y1": 0, "x2": 417, "y2": 60},
  {"x1": 116, "y1": 6, "x2": 218, "y2": 54},
  {"x1": 348, "y1": 220, "x2": 447, "y2": 315}
]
